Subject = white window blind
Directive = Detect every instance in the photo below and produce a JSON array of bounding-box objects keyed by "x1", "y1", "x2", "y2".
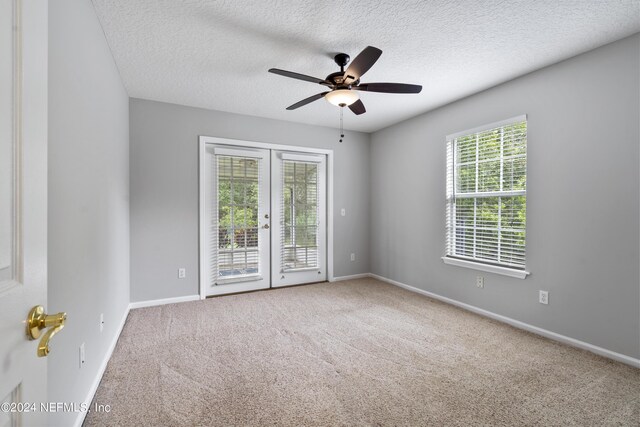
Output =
[
  {"x1": 213, "y1": 155, "x2": 261, "y2": 282},
  {"x1": 446, "y1": 116, "x2": 527, "y2": 270},
  {"x1": 281, "y1": 160, "x2": 319, "y2": 271}
]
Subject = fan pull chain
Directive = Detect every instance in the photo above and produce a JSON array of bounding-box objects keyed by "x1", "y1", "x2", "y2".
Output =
[{"x1": 339, "y1": 107, "x2": 344, "y2": 143}]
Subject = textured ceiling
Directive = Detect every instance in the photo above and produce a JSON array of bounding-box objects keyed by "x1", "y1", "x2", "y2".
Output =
[{"x1": 91, "y1": 0, "x2": 640, "y2": 132}]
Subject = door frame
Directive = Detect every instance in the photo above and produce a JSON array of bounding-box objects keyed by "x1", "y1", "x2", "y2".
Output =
[{"x1": 198, "y1": 136, "x2": 334, "y2": 300}]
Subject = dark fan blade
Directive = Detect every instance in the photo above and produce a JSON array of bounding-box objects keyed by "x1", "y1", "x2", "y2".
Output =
[
  {"x1": 269, "y1": 68, "x2": 331, "y2": 86},
  {"x1": 348, "y1": 99, "x2": 366, "y2": 115},
  {"x1": 354, "y1": 83, "x2": 422, "y2": 93},
  {"x1": 286, "y1": 92, "x2": 330, "y2": 110},
  {"x1": 343, "y1": 46, "x2": 382, "y2": 84}
]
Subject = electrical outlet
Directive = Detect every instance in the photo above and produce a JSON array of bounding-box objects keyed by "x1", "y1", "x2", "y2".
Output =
[
  {"x1": 79, "y1": 343, "x2": 85, "y2": 369},
  {"x1": 341, "y1": 208, "x2": 346, "y2": 216},
  {"x1": 350, "y1": 253, "x2": 356, "y2": 261},
  {"x1": 100, "y1": 313, "x2": 104, "y2": 333},
  {"x1": 178, "y1": 268, "x2": 186, "y2": 279},
  {"x1": 476, "y1": 276, "x2": 484, "y2": 288},
  {"x1": 539, "y1": 290, "x2": 549, "y2": 305}
]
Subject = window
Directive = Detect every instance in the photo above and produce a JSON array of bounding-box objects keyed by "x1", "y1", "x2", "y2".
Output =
[
  {"x1": 216, "y1": 155, "x2": 261, "y2": 278},
  {"x1": 445, "y1": 116, "x2": 528, "y2": 277},
  {"x1": 281, "y1": 160, "x2": 319, "y2": 271}
]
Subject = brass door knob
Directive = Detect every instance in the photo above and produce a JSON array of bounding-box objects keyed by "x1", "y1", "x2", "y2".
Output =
[{"x1": 26, "y1": 305, "x2": 67, "y2": 357}]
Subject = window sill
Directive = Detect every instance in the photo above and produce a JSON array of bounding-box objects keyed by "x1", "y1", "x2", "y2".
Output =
[{"x1": 441, "y1": 257, "x2": 529, "y2": 279}]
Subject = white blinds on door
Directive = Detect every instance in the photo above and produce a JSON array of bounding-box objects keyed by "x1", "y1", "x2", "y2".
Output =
[
  {"x1": 281, "y1": 160, "x2": 319, "y2": 271},
  {"x1": 211, "y1": 155, "x2": 261, "y2": 283},
  {"x1": 446, "y1": 117, "x2": 527, "y2": 269}
]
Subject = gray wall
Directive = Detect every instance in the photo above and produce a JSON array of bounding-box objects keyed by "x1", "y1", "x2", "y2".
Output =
[
  {"x1": 370, "y1": 34, "x2": 640, "y2": 359},
  {"x1": 48, "y1": 1, "x2": 130, "y2": 425},
  {"x1": 130, "y1": 99, "x2": 371, "y2": 302}
]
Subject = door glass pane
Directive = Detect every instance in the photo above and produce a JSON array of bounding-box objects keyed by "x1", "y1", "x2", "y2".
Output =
[
  {"x1": 216, "y1": 155, "x2": 260, "y2": 278},
  {"x1": 281, "y1": 161, "x2": 318, "y2": 271}
]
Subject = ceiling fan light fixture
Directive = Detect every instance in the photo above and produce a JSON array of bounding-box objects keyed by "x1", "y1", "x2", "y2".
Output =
[{"x1": 325, "y1": 89, "x2": 359, "y2": 107}]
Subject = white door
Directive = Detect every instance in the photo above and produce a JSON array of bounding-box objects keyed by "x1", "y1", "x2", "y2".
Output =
[
  {"x1": 271, "y1": 151, "x2": 327, "y2": 287},
  {"x1": 203, "y1": 146, "x2": 271, "y2": 296},
  {"x1": 0, "y1": 0, "x2": 49, "y2": 425}
]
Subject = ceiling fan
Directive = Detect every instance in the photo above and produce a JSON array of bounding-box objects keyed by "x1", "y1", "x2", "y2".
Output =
[{"x1": 268, "y1": 46, "x2": 422, "y2": 116}]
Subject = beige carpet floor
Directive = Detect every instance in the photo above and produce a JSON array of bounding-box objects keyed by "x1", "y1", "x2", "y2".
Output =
[{"x1": 85, "y1": 278, "x2": 640, "y2": 426}]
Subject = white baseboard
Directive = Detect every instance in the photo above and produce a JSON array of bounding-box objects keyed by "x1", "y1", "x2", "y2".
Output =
[
  {"x1": 369, "y1": 273, "x2": 640, "y2": 369},
  {"x1": 73, "y1": 304, "x2": 130, "y2": 427},
  {"x1": 129, "y1": 294, "x2": 200, "y2": 309},
  {"x1": 330, "y1": 273, "x2": 371, "y2": 282}
]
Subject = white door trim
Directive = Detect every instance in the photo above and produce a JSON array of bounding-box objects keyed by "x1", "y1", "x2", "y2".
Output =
[{"x1": 198, "y1": 136, "x2": 334, "y2": 299}]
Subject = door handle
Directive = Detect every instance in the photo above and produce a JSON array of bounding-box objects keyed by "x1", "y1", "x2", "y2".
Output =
[
  {"x1": 26, "y1": 305, "x2": 67, "y2": 357},
  {"x1": 262, "y1": 224, "x2": 270, "y2": 229}
]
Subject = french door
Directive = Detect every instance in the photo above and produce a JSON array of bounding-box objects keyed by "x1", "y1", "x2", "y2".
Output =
[
  {"x1": 203, "y1": 146, "x2": 271, "y2": 296},
  {"x1": 201, "y1": 144, "x2": 327, "y2": 296},
  {"x1": 271, "y1": 151, "x2": 327, "y2": 287}
]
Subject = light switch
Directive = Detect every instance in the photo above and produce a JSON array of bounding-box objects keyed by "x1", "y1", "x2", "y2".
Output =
[{"x1": 341, "y1": 208, "x2": 346, "y2": 216}]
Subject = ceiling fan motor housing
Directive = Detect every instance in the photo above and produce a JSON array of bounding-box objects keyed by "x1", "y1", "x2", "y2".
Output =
[{"x1": 325, "y1": 71, "x2": 358, "y2": 87}]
